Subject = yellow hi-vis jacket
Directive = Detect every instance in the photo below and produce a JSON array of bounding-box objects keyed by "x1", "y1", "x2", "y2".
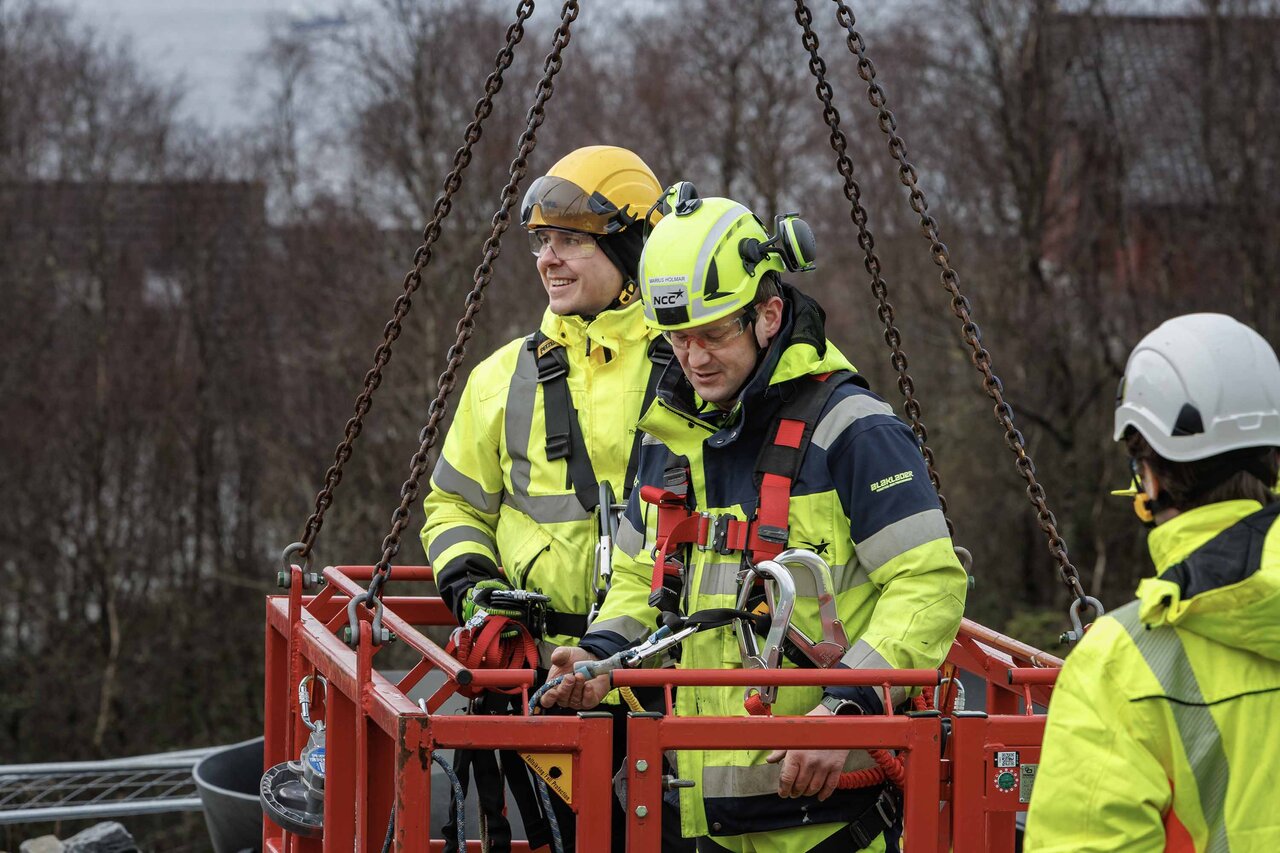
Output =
[
  {"x1": 1025, "y1": 498, "x2": 1280, "y2": 852},
  {"x1": 421, "y1": 300, "x2": 661, "y2": 664},
  {"x1": 578, "y1": 287, "x2": 967, "y2": 850}
]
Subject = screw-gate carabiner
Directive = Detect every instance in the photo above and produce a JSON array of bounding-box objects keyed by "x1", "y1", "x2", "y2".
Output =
[{"x1": 298, "y1": 674, "x2": 328, "y2": 733}]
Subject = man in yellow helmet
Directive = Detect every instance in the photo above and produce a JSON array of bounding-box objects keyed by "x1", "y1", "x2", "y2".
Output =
[
  {"x1": 1025, "y1": 313, "x2": 1280, "y2": 851},
  {"x1": 421, "y1": 146, "x2": 691, "y2": 851},
  {"x1": 540, "y1": 187, "x2": 967, "y2": 851}
]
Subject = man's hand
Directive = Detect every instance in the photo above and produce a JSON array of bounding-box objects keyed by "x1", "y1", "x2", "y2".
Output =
[
  {"x1": 538, "y1": 646, "x2": 611, "y2": 710},
  {"x1": 765, "y1": 705, "x2": 852, "y2": 801},
  {"x1": 460, "y1": 579, "x2": 523, "y2": 637}
]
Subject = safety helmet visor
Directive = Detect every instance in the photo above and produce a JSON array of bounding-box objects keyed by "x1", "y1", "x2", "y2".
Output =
[{"x1": 521, "y1": 175, "x2": 624, "y2": 234}]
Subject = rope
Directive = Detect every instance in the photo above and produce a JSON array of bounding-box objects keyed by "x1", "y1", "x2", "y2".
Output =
[
  {"x1": 433, "y1": 752, "x2": 468, "y2": 851},
  {"x1": 743, "y1": 685, "x2": 935, "y2": 790}
]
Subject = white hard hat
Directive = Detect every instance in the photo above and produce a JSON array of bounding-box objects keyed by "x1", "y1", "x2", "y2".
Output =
[{"x1": 1114, "y1": 313, "x2": 1280, "y2": 461}]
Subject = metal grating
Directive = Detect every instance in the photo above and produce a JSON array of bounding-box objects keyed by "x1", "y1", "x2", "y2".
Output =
[{"x1": 0, "y1": 749, "x2": 214, "y2": 824}]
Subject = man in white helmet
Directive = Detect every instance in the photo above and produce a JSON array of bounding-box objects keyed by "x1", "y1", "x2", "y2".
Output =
[{"x1": 1025, "y1": 313, "x2": 1280, "y2": 850}]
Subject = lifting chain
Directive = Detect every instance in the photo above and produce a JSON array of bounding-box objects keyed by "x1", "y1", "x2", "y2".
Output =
[
  {"x1": 365, "y1": 0, "x2": 581, "y2": 605},
  {"x1": 827, "y1": 0, "x2": 1088, "y2": 608},
  {"x1": 293, "y1": 0, "x2": 538, "y2": 563},
  {"x1": 791, "y1": 0, "x2": 953, "y2": 537}
]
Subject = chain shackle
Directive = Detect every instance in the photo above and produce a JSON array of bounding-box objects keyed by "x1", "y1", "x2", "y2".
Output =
[
  {"x1": 826, "y1": 0, "x2": 1085, "y2": 601},
  {"x1": 292, "y1": 0, "x2": 538, "y2": 564},
  {"x1": 792, "y1": 0, "x2": 954, "y2": 537},
  {"x1": 366, "y1": 0, "x2": 581, "y2": 598}
]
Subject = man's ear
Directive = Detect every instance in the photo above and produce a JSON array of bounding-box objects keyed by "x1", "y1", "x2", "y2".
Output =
[
  {"x1": 754, "y1": 296, "x2": 784, "y2": 347},
  {"x1": 1141, "y1": 460, "x2": 1161, "y2": 501}
]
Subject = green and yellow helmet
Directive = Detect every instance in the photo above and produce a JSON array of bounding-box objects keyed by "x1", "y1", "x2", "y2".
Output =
[
  {"x1": 521, "y1": 145, "x2": 662, "y2": 235},
  {"x1": 639, "y1": 186, "x2": 815, "y2": 331}
]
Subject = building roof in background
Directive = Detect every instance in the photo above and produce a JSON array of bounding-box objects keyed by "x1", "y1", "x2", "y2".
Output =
[{"x1": 1043, "y1": 13, "x2": 1280, "y2": 208}]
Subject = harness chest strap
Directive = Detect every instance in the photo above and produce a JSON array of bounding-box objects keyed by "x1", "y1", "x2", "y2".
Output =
[{"x1": 643, "y1": 371, "x2": 853, "y2": 603}]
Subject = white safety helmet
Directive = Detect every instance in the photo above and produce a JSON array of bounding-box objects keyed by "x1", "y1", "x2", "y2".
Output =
[{"x1": 1114, "y1": 313, "x2": 1280, "y2": 461}]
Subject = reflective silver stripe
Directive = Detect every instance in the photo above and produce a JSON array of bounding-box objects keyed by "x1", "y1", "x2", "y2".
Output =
[
  {"x1": 432, "y1": 456, "x2": 502, "y2": 515},
  {"x1": 503, "y1": 340, "x2": 591, "y2": 525},
  {"x1": 697, "y1": 560, "x2": 742, "y2": 597},
  {"x1": 616, "y1": 514, "x2": 645, "y2": 557},
  {"x1": 503, "y1": 491, "x2": 590, "y2": 525},
  {"x1": 856, "y1": 509, "x2": 949, "y2": 572},
  {"x1": 1114, "y1": 605, "x2": 1230, "y2": 850},
  {"x1": 811, "y1": 395, "x2": 895, "y2": 451},
  {"x1": 641, "y1": 432, "x2": 665, "y2": 446},
  {"x1": 585, "y1": 614, "x2": 650, "y2": 644},
  {"x1": 427, "y1": 526, "x2": 497, "y2": 566},
  {"x1": 701, "y1": 751, "x2": 875, "y2": 798},
  {"x1": 506, "y1": 343, "x2": 541, "y2": 503},
  {"x1": 691, "y1": 203, "x2": 751, "y2": 316},
  {"x1": 831, "y1": 553, "x2": 870, "y2": 593},
  {"x1": 839, "y1": 640, "x2": 906, "y2": 708}
]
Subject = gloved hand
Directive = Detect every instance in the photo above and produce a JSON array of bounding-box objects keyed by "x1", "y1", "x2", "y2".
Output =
[{"x1": 460, "y1": 579, "x2": 524, "y2": 633}]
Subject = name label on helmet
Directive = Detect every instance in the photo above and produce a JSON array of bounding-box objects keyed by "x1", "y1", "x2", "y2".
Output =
[{"x1": 650, "y1": 282, "x2": 690, "y2": 307}]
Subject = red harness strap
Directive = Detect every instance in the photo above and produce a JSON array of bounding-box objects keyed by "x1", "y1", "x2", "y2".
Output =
[
  {"x1": 639, "y1": 371, "x2": 855, "y2": 611},
  {"x1": 445, "y1": 616, "x2": 539, "y2": 699}
]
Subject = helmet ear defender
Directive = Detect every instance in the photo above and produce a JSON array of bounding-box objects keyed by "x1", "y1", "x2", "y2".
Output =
[{"x1": 739, "y1": 213, "x2": 817, "y2": 275}]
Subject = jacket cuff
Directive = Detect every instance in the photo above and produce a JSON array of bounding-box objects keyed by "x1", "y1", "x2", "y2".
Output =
[
  {"x1": 435, "y1": 555, "x2": 501, "y2": 622},
  {"x1": 578, "y1": 631, "x2": 630, "y2": 661},
  {"x1": 822, "y1": 665, "x2": 885, "y2": 714}
]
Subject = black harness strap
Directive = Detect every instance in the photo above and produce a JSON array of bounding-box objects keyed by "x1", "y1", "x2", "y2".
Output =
[
  {"x1": 529, "y1": 331, "x2": 673, "y2": 513},
  {"x1": 531, "y1": 333, "x2": 599, "y2": 513}
]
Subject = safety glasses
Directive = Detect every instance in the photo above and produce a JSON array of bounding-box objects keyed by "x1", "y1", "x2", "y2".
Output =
[
  {"x1": 527, "y1": 228, "x2": 599, "y2": 261},
  {"x1": 662, "y1": 311, "x2": 754, "y2": 352}
]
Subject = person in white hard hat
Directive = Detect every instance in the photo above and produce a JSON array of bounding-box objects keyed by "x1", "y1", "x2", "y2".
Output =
[{"x1": 1025, "y1": 313, "x2": 1280, "y2": 851}]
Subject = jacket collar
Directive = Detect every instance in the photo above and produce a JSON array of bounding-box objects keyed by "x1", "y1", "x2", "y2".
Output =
[
  {"x1": 641, "y1": 282, "x2": 857, "y2": 449},
  {"x1": 537, "y1": 299, "x2": 656, "y2": 354}
]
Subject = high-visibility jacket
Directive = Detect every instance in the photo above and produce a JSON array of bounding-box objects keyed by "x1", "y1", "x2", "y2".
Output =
[
  {"x1": 579, "y1": 286, "x2": 967, "y2": 850},
  {"x1": 421, "y1": 300, "x2": 662, "y2": 663},
  {"x1": 1025, "y1": 498, "x2": 1280, "y2": 852}
]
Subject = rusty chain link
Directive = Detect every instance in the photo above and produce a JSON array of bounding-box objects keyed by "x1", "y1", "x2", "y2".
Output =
[
  {"x1": 365, "y1": 0, "x2": 581, "y2": 603},
  {"x1": 828, "y1": 0, "x2": 1087, "y2": 605},
  {"x1": 293, "y1": 0, "x2": 537, "y2": 563},
  {"x1": 792, "y1": 0, "x2": 953, "y2": 537}
]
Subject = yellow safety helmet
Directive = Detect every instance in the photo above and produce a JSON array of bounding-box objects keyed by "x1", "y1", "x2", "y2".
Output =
[
  {"x1": 521, "y1": 145, "x2": 662, "y2": 235},
  {"x1": 639, "y1": 183, "x2": 815, "y2": 331}
]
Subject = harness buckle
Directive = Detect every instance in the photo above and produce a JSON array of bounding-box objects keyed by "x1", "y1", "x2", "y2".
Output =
[
  {"x1": 711, "y1": 515, "x2": 734, "y2": 554},
  {"x1": 545, "y1": 432, "x2": 571, "y2": 461}
]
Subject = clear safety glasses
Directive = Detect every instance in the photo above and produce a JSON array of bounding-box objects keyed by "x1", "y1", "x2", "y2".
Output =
[
  {"x1": 527, "y1": 228, "x2": 599, "y2": 261},
  {"x1": 662, "y1": 312, "x2": 754, "y2": 352}
]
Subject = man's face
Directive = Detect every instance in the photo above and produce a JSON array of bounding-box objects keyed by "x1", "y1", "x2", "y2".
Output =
[
  {"x1": 669, "y1": 296, "x2": 784, "y2": 407},
  {"x1": 533, "y1": 228, "x2": 623, "y2": 317}
]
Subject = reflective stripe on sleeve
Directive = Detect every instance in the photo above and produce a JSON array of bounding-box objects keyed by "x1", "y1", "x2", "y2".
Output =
[
  {"x1": 855, "y1": 508, "x2": 949, "y2": 572},
  {"x1": 811, "y1": 394, "x2": 896, "y2": 451},
  {"x1": 432, "y1": 456, "x2": 502, "y2": 515},
  {"x1": 427, "y1": 525, "x2": 498, "y2": 566}
]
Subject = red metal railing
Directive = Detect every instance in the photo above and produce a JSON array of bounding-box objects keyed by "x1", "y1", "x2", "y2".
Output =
[{"x1": 263, "y1": 565, "x2": 1065, "y2": 852}]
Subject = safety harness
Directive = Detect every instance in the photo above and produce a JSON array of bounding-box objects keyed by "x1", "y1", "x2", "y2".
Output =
[
  {"x1": 642, "y1": 369, "x2": 858, "y2": 614},
  {"x1": 441, "y1": 331, "x2": 672, "y2": 853},
  {"x1": 529, "y1": 329, "x2": 672, "y2": 635}
]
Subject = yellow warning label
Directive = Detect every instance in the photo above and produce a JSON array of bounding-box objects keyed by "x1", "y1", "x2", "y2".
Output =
[{"x1": 520, "y1": 752, "x2": 573, "y2": 804}]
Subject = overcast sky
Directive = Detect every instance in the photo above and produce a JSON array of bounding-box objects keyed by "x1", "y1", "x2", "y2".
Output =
[
  {"x1": 59, "y1": 0, "x2": 1200, "y2": 131},
  {"x1": 65, "y1": 0, "x2": 311, "y2": 128}
]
